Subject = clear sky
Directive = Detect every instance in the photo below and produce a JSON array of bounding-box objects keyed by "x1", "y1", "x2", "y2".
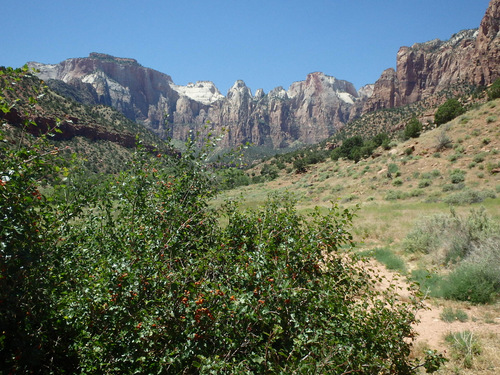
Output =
[{"x1": 2, "y1": 0, "x2": 491, "y2": 94}]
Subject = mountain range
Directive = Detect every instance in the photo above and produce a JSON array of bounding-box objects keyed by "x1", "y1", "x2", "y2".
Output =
[{"x1": 25, "y1": 0, "x2": 500, "y2": 152}]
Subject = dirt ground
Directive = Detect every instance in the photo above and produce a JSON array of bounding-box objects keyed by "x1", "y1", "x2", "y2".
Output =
[{"x1": 372, "y1": 262, "x2": 500, "y2": 352}]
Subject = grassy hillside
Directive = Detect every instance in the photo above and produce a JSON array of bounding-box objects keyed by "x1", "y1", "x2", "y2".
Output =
[
  {"x1": 1, "y1": 69, "x2": 169, "y2": 174},
  {"x1": 215, "y1": 99, "x2": 500, "y2": 374}
]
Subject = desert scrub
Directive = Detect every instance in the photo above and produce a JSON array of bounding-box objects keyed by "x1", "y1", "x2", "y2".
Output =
[
  {"x1": 442, "y1": 182, "x2": 465, "y2": 192},
  {"x1": 402, "y1": 207, "x2": 498, "y2": 261},
  {"x1": 473, "y1": 152, "x2": 487, "y2": 163},
  {"x1": 387, "y1": 162, "x2": 400, "y2": 178},
  {"x1": 385, "y1": 190, "x2": 408, "y2": 201},
  {"x1": 443, "y1": 189, "x2": 496, "y2": 206},
  {"x1": 392, "y1": 177, "x2": 403, "y2": 186},
  {"x1": 445, "y1": 331, "x2": 481, "y2": 369},
  {"x1": 418, "y1": 179, "x2": 432, "y2": 188},
  {"x1": 449, "y1": 169, "x2": 466, "y2": 184},
  {"x1": 442, "y1": 262, "x2": 499, "y2": 303},
  {"x1": 486, "y1": 116, "x2": 497, "y2": 124},
  {"x1": 440, "y1": 307, "x2": 468, "y2": 323},
  {"x1": 435, "y1": 130, "x2": 453, "y2": 151}
]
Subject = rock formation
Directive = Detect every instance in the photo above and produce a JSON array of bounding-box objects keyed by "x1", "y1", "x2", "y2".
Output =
[
  {"x1": 30, "y1": 55, "x2": 359, "y2": 149},
  {"x1": 363, "y1": 0, "x2": 500, "y2": 112}
]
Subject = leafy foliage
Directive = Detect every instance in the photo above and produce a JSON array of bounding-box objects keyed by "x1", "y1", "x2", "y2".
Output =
[
  {"x1": 404, "y1": 117, "x2": 423, "y2": 140},
  {"x1": 487, "y1": 78, "x2": 500, "y2": 100},
  {"x1": 434, "y1": 98, "x2": 465, "y2": 126}
]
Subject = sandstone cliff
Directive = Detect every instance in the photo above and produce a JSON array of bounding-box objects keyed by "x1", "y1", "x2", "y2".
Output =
[
  {"x1": 30, "y1": 55, "x2": 359, "y2": 149},
  {"x1": 363, "y1": 0, "x2": 500, "y2": 112}
]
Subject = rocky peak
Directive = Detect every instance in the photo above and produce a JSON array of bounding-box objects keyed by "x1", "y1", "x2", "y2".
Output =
[
  {"x1": 227, "y1": 80, "x2": 252, "y2": 101},
  {"x1": 363, "y1": 0, "x2": 500, "y2": 113},
  {"x1": 287, "y1": 72, "x2": 357, "y2": 103},
  {"x1": 171, "y1": 81, "x2": 224, "y2": 105},
  {"x1": 477, "y1": 0, "x2": 500, "y2": 44},
  {"x1": 357, "y1": 84, "x2": 374, "y2": 100},
  {"x1": 268, "y1": 86, "x2": 287, "y2": 99},
  {"x1": 88, "y1": 52, "x2": 140, "y2": 66},
  {"x1": 253, "y1": 88, "x2": 265, "y2": 100}
]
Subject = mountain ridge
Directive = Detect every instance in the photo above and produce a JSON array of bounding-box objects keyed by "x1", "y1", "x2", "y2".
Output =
[{"x1": 26, "y1": 0, "x2": 500, "y2": 153}]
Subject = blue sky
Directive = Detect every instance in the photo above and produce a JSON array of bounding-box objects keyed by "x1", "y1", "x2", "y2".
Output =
[{"x1": 2, "y1": 0, "x2": 490, "y2": 94}]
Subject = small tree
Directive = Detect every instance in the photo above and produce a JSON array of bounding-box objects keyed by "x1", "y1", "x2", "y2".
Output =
[
  {"x1": 434, "y1": 98, "x2": 465, "y2": 126},
  {"x1": 404, "y1": 117, "x2": 423, "y2": 140},
  {"x1": 487, "y1": 78, "x2": 500, "y2": 100}
]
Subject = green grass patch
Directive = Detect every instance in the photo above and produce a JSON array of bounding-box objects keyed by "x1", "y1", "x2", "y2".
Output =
[
  {"x1": 409, "y1": 269, "x2": 444, "y2": 298},
  {"x1": 440, "y1": 307, "x2": 468, "y2": 323},
  {"x1": 361, "y1": 247, "x2": 407, "y2": 274}
]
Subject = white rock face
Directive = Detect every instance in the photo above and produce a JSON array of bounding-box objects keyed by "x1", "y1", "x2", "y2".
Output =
[
  {"x1": 336, "y1": 92, "x2": 356, "y2": 104},
  {"x1": 357, "y1": 84, "x2": 374, "y2": 99},
  {"x1": 171, "y1": 81, "x2": 224, "y2": 105},
  {"x1": 254, "y1": 88, "x2": 265, "y2": 99},
  {"x1": 287, "y1": 72, "x2": 357, "y2": 101},
  {"x1": 268, "y1": 86, "x2": 287, "y2": 99},
  {"x1": 28, "y1": 62, "x2": 60, "y2": 80},
  {"x1": 82, "y1": 71, "x2": 132, "y2": 106}
]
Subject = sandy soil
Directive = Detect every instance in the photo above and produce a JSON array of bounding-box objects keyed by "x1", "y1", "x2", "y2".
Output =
[{"x1": 371, "y1": 262, "x2": 500, "y2": 351}]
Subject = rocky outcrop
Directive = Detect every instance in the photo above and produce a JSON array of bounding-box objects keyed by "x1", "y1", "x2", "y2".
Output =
[
  {"x1": 364, "y1": 0, "x2": 500, "y2": 112},
  {"x1": 201, "y1": 73, "x2": 358, "y2": 148},
  {"x1": 2, "y1": 108, "x2": 145, "y2": 150},
  {"x1": 30, "y1": 53, "x2": 181, "y2": 136}
]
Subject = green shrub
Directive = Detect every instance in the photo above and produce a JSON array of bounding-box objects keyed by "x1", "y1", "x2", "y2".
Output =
[
  {"x1": 372, "y1": 132, "x2": 390, "y2": 148},
  {"x1": 440, "y1": 307, "x2": 468, "y2": 323},
  {"x1": 487, "y1": 78, "x2": 500, "y2": 100},
  {"x1": 442, "y1": 262, "x2": 499, "y2": 304},
  {"x1": 385, "y1": 190, "x2": 408, "y2": 201},
  {"x1": 434, "y1": 130, "x2": 453, "y2": 151},
  {"x1": 442, "y1": 182, "x2": 465, "y2": 192},
  {"x1": 410, "y1": 188, "x2": 424, "y2": 197},
  {"x1": 473, "y1": 152, "x2": 487, "y2": 163},
  {"x1": 403, "y1": 207, "x2": 498, "y2": 263},
  {"x1": 403, "y1": 214, "x2": 450, "y2": 254},
  {"x1": 388, "y1": 163, "x2": 399, "y2": 175},
  {"x1": 404, "y1": 117, "x2": 422, "y2": 140},
  {"x1": 418, "y1": 179, "x2": 432, "y2": 188},
  {"x1": 449, "y1": 169, "x2": 466, "y2": 184},
  {"x1": 486, "y1": 115, "x2": 497, "y2": 123},
  {"x1": 434, "y1": 98, "x2": 465, "y2": 126},
  {"x1": 293, "y1": 157, "x2": 307, "y2": 173},
  {"x1": 392, "y1": 177, "x2": 403, "y2": 186},
  {"x1": 218, "y1": 167, "x2": 251, "y2": 189},
  {"x1": 443, "y1": 189, "x2": 496, "y2": 206}
]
